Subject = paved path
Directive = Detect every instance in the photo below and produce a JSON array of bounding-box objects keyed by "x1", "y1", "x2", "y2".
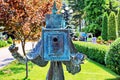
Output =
[{"x1": 0, "y1": 42, "x2": 36, "y2": 69}]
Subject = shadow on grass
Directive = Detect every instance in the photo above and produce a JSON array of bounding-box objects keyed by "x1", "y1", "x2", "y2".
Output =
[
  {"x1": 2, "y1": 58, "x2": 14, "y2": 62},
  {"x1": 0, "y1": 70, "x2": 4, "y2": 75},
  {"x1": 10, "y1": 67, "x2": 25, "y2": 74},
  {"x1": 87, "y1": 59, "x2": 120, "y2": 77},
  {"x1": 0, "y1": 67, "x2": 25, "y2": 76},
  {"x1": 105, "y1": 77, "x2": 120, "y2": 80}
]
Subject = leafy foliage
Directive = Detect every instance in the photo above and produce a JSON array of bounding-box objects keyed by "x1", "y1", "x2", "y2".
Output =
[
  {"x1": 105, "y1": 38, "x2": 120, "y2": 75},
  {"x1": 117, "y1": 8, "x2": 120, "y2": 37},
  {"x1": 105, "y1": 0, "x2": 120, "y2": 14},
  {"x1": 108, "y1": 12, "x2": 117, "y2": 40},
  {"x1": 0, "y1": 0, "x2": 62, "y2": 53},
  {"x1": 0, "y1": 40, "x2": 7, "y2": 48},
  {"x1": 97, "y1": 36, "x2": 103, "y2": 41},
  {"x1": 0, "y1": 0, "x2": 62, "y2": 40},
  {"x1": 84, "y1": 0, "x2": 106, "y2": 36},
  {"x1": 74, "y1": 41, "x2": 109, "y2": 65},
  {"x1": 102, "y1": 13, "x2": 108, "y2": 41}
]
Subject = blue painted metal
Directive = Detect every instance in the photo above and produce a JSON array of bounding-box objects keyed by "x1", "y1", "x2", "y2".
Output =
[
  {"x1": 42, "y1": 29, "x2": 70, "y2": 61},
  {"x1": 45, "y1": 14, "x2": 65, "y2": 28},
  {"x1": 45, "y1": 1, "x2": 65, "y2": 29},
  {"x1": 41, "y1": 1, "x2": 70, "y2": 61}
]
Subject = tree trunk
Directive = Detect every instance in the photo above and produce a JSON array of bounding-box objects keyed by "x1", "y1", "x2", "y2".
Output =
[
  {"x1": 79, "y1": 18, "x2": 81, "y2": 32},
  {"x1": 46, "y1": 62, "x2": 64, "y2": 80},
  {"x1": 21, "y1": 40, "x2": 28, "y2": 79},
  {"x1": 25, "y1": 56, "x2": 28, "y2": 79}
]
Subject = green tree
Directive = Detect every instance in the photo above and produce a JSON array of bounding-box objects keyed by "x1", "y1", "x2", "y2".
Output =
[
  {"x1": 117, "y1": 8, "x2": 120, "y2": 37},
  {"x1": 84, "y1": 0, "x2": 106, "y2": 37},
  {"x1": 108, "y1": 12, "x2": 117, "y2": 40},
  {"x1": 105, "y1": 0, "x2": 120, "y2": 14},
  {"x1": 101, "y1": 13, "x2": 108, "y2": 41}
]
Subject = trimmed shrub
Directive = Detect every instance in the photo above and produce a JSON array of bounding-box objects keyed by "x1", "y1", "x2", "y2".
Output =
[
  {"x1": 7, "y1": 37, "x2": 13, "y2": 44},
  {"x1": 102, "y1": 13, "x2": 108, "y2": 41},
  {"x1": 117, "y1": 8, "x2": 120, "y2": 37},
  {"x1": 108, "y1": 12, "x2": 117, "y2": 40},
  {"x1": 0, "y1": 40, "x2": 7, "y2": 48},
  {"x1": 97, "y1": 36, "x2": 102, "y2": 41},
  {"x1": 74, "y1": 41, "x2": 109, "y2": 65},
  {"x1": 105, "y1": 38, "x2": 120, "y2": 75}
]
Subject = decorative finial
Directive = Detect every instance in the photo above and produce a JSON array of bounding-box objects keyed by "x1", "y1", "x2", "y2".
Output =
[{"x1": 52, "y1": 1, "x2": 58, "y2": 14}]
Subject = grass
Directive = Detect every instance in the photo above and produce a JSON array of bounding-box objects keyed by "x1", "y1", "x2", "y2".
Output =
[{"x1": 0, "y1": 59, "x2": 120, "y2": 80}]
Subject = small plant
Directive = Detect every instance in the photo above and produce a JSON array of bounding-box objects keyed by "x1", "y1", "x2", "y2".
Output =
[
  {"x1": 97, "y1": 36, "x2": 103, "y2": 44},
  {"x1": 97, "y1": 36, "x2": 102, "y2": 41}
]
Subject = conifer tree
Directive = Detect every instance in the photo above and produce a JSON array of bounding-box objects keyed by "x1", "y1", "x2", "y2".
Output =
[
  {"x1": 102, "y1": 13, "x2": 108, "y2": 41},
  {"x1": 108, "y1": 12, "x2": 117, "y2": 40}
]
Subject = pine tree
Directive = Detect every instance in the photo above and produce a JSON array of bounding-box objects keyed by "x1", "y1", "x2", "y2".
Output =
[
  {"x1": 102, "y1": 13, "x2": 108, "y2": 41},
  {"x1": 108, "y1": 12, "x2": 117, "y2": 40}
]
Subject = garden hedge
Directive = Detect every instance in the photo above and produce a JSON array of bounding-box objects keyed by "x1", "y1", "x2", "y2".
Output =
[
  {"x1": 73, "y1": 41, "x2": 109, "y2": 65},
  {"x1": 105, "y1": 38, "x2": 120, "y2": 75}
]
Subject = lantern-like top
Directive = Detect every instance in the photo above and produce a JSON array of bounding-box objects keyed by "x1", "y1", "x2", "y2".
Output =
[{"x1": 45, "y1": 1, "x2": 65, "y2": 28}]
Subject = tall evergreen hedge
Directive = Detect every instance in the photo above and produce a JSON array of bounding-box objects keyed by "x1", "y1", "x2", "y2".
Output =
[
  {"x1": 102, "y1": 13, "x2": 108, "y2": 41},
  {"x1": 117, "y1": 8, "x2": 120, "y2": 37},
  {"x1": 108, "y1": 12, "x2": 117, "y2": 40}
]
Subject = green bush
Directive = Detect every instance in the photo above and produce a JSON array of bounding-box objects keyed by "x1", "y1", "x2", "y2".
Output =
[
  {"x1": 108, "y1": 12, "x2": 117, "y2": 40},
  {"x1": 73, "y1": 41, "x2": 109, "y2": 65},
  {"x1": 105, "y1": 38, "x2": 120, "y2": 75},
  {"x1": 97, "y1": 36, "x2": 102, "y2": 41},
  {"x1": 0, "y1": 40, "x2": 7, "y2": 48},
  {"x1": 7, "y1": 37, "x2": 13, "y2": 44},
  {"x1": 102, "y1": 13, "x2": 108, "y2": 41}
]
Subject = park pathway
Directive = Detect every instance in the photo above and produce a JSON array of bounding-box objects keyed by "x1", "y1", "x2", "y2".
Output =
[{"x1": 0, "y1": 42, "x2": 36, "y2": 69}]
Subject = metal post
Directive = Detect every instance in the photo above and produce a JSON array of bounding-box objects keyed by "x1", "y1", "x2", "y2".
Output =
[{"x1": 46, "y1": 62, "x2": 64, "y2": 80}]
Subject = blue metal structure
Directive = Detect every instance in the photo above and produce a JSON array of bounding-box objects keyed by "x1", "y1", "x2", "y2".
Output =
[
  {"x1": 9, "y1": 1, "x2": 85, "y2": 80},
  {"x1": 42, "y1": 29, "x2": 70, "y2": 61},
  {"x1": 42, "y1": 1, "x2": 71, "y2": 61}
]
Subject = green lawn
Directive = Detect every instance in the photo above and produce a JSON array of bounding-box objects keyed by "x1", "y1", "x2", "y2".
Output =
[{"x1": 0, "y1": 59, "x2": 120, "y2": 80}]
